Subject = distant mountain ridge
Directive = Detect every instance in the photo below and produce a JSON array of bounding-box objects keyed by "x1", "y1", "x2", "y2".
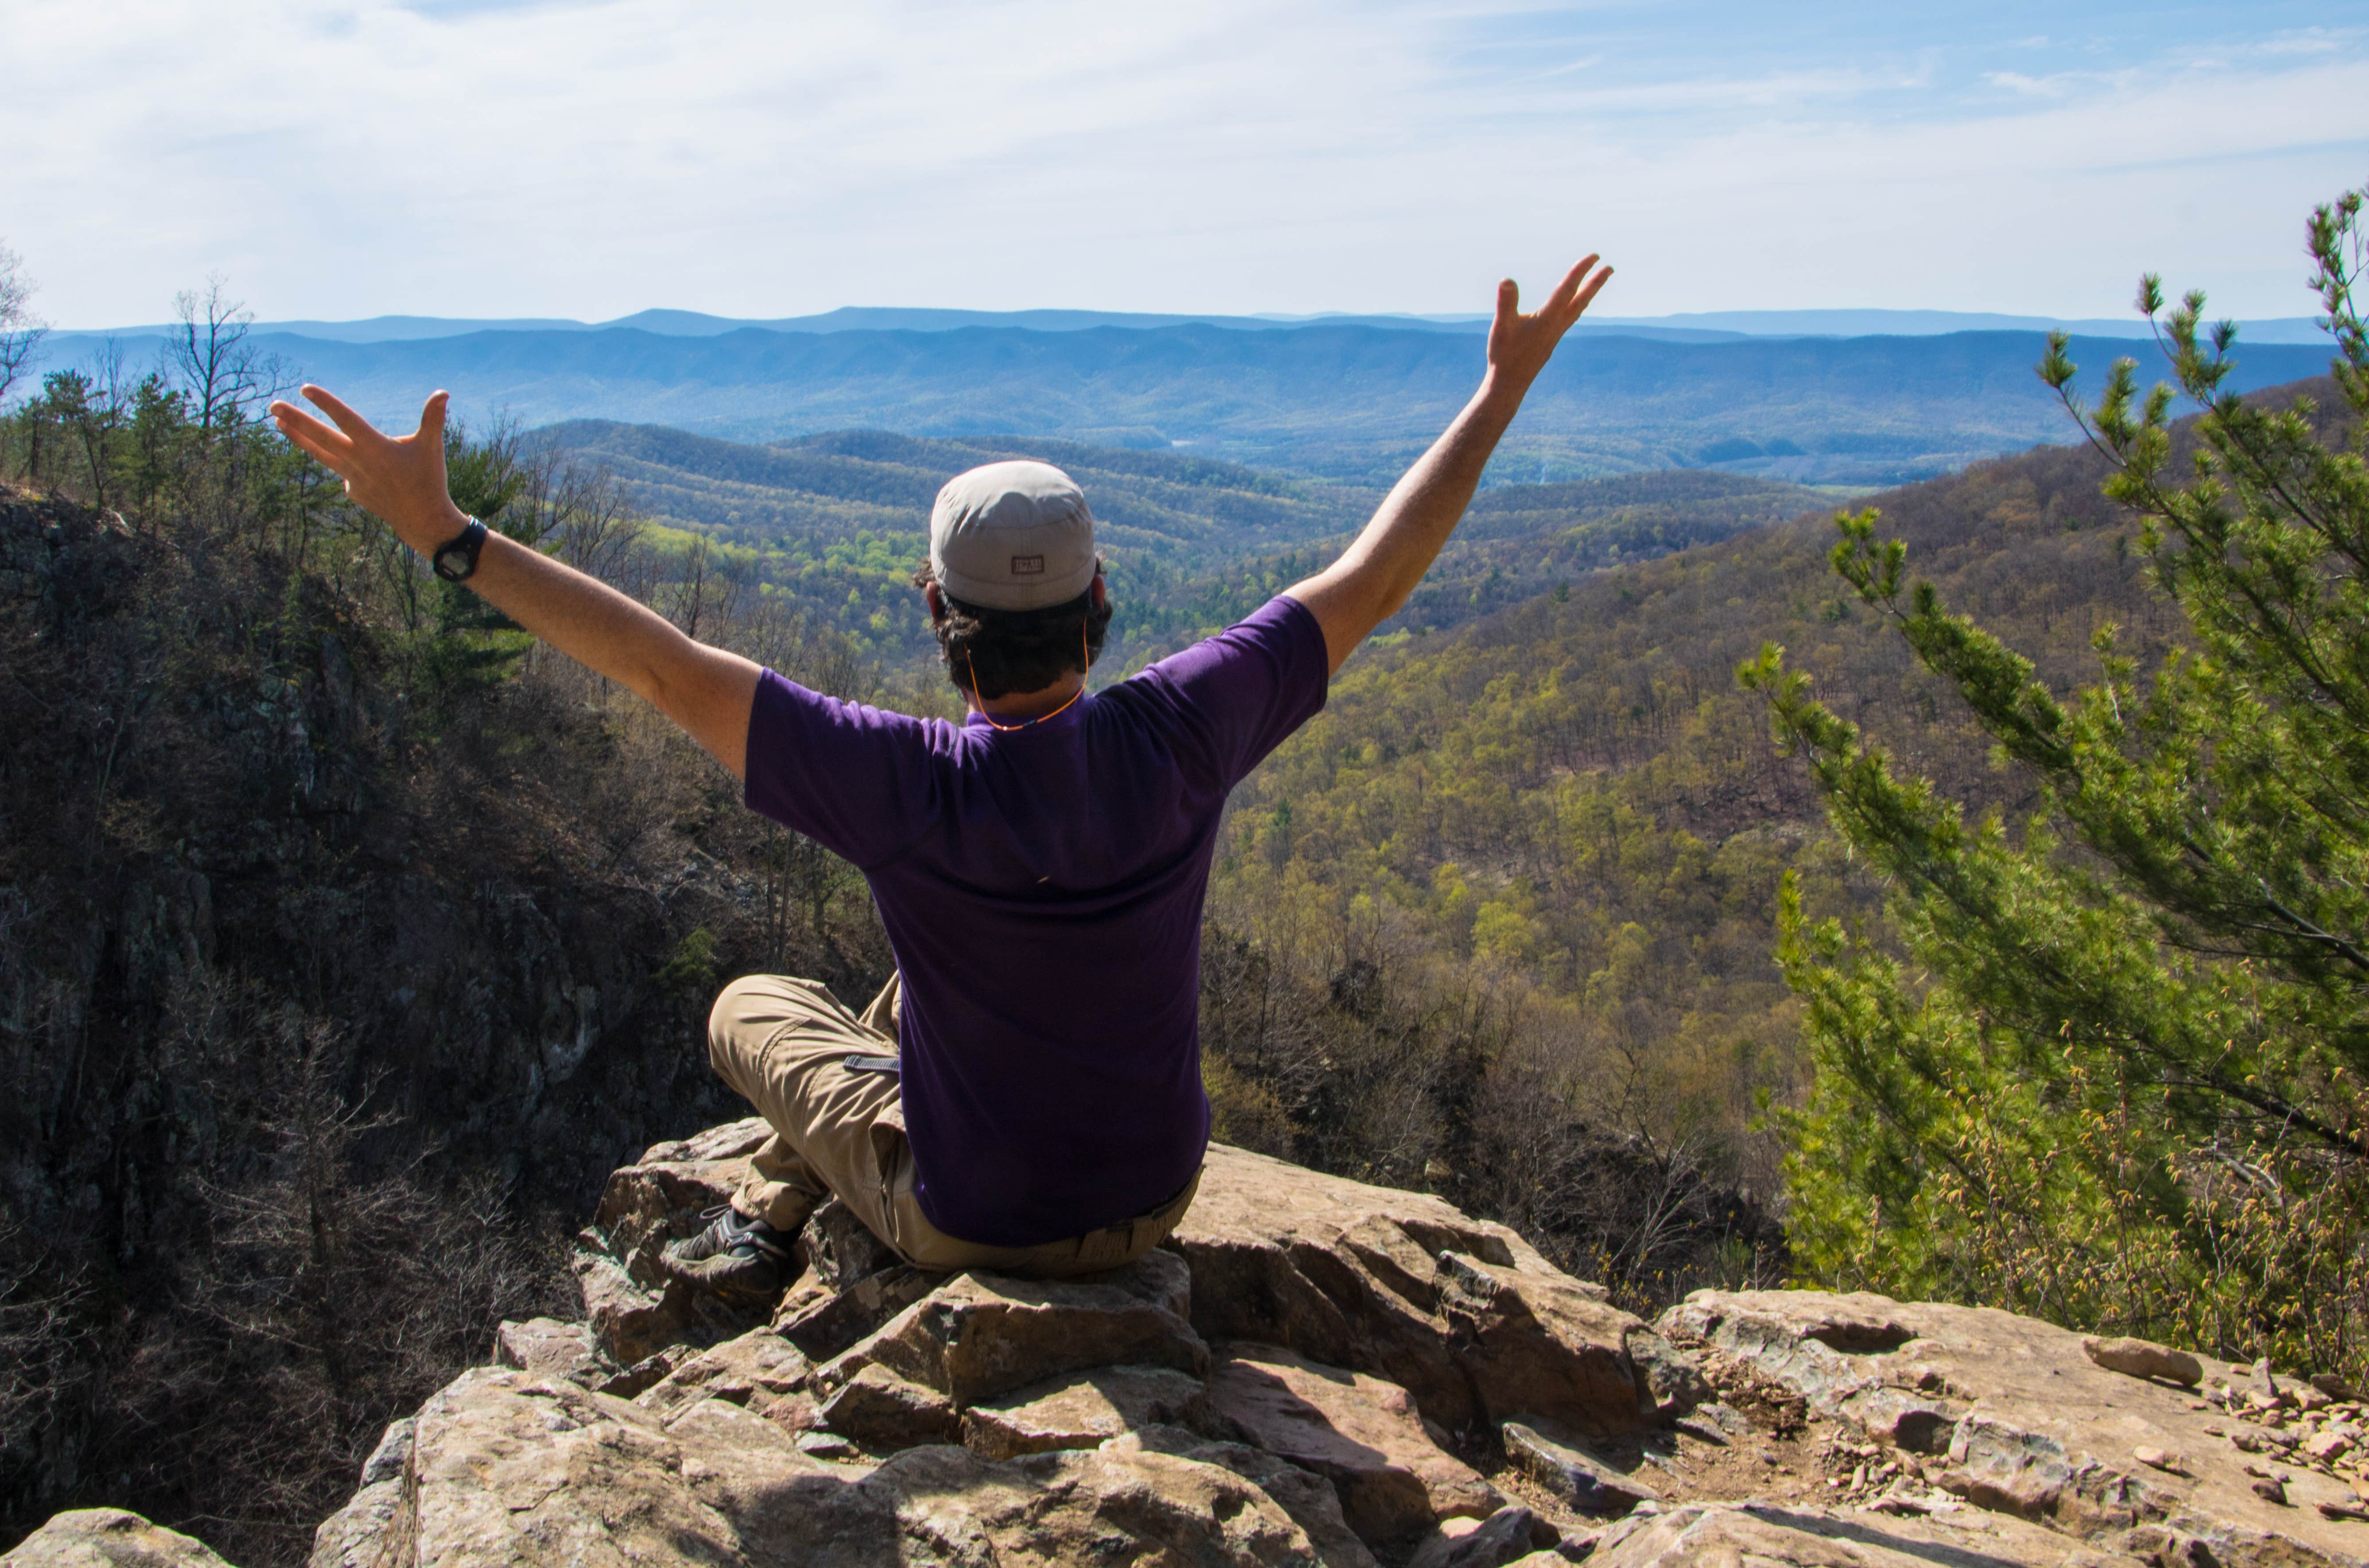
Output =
[
  {"x1": 58, "y1": 305, "x2": 2328, "y2": 344},
  {"x1": 31, "y1": 318, "x2": 2339, "y2": 486}
]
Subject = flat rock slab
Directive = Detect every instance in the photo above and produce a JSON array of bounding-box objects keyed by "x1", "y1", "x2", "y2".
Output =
[
  {"x1": 1168, "y1": 1143, "x2": 1650, "y2": 1438},
  {"x1": 819, "y1": 1248, "x2": 1207, "y2": 1407},
  {"x1": 1120, "y1": 1425, "x2": 1380, "y2": 1568},
  {"x1": 350, "y1": 1366, "x2": 1322, "y2": 1568},
  {"x1": 634, "y1": 1326, "x2": 809, "y2": 1417},
  {"x1": 1588, "y1": 1501, "x2": 2153, "y2": 1568},
  {"x1": 817, "y1": 1363, "x2": 960, "y2": 1449},
  {"x1": 1, "y1": 1510, "x2": 234, "y2": 1568},
  {"x1": 494, "y1": 1317, "x2": 605, "y2": 1386},
  {"x1": 1662, "y1": 1289, "x2": 2369, "y2": 1567},
  {"x1": 632, "y1": 1116, "x2": 770, "y2": 1167},
  {"x1": 1500, "y1": 1420, "x2": 1660, "y2": 1517},
  {"x1": 962, "y1": 1364, "x2": 1212, "y2": 1459},
  {"x1": 1207, "y1": 1341, "x2": 1501, "y2": 1545},
  {"x1": 773, "y1": 1263, "x2": 940, "y2": 1363}
]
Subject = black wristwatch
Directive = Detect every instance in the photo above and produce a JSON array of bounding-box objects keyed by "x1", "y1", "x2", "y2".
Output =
[{"x1": 432, "y1": 516, "x2": 488, "y2": 583}]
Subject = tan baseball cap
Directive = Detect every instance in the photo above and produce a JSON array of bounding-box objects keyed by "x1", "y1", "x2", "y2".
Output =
[{"x1": 928, "y1": 460, "x2": 1098, "y2": 611}]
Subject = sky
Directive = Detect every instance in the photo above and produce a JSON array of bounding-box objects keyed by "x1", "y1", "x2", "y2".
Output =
[{"x1": 7, "y1": 0, "x2": 2368, "y2": 328}]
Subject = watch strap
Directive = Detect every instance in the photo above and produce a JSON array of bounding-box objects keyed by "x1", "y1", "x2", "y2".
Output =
[{"x1": 433, "y1": 516, "x2": 488, "y2": 583}]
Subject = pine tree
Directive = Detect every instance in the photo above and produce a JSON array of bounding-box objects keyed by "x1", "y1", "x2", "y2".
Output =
[{"x1": 1739, "y1": 182, "x2": 2369, "y2": 1372}]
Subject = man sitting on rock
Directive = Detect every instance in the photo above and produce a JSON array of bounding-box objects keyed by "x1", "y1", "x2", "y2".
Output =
[{"x1": 269, "y1": 254, "x2": 1612, "y2": 1300}]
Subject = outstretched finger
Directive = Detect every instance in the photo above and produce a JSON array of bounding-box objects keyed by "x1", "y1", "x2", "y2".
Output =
[
  {"x1": 301, "y1": 383, "x2": 387, "y2": 445},
  {"x1": 1569, "y1": 263, "x2": 1613, "y2": 320},
  {"x1": 1547, "y1": 254, "x2": 1603, "y2": 317},
  {"x1": 274, "y1": 421, "x2": 351, "y2": 478},
  {"x1": 1495, "y1": 277, "x2": 1520, "y2": 329},
  {"x1": 270, "y1": 400, "x2": 356, "y2": 468}
]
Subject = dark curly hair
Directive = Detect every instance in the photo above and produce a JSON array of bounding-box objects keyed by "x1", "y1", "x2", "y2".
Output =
[{"x1": 913, "y1": 560, "x2": 1114, "y2": 701}]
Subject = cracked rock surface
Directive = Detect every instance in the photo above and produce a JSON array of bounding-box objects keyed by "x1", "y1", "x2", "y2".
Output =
[{"x1": 24, "y1": 1134, "x2": 2369, "y2": 1568}]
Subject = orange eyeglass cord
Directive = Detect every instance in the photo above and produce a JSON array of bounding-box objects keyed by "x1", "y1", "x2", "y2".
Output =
[{"x1": 968, "y1": 621, "x2": 1090, "y2": 734}]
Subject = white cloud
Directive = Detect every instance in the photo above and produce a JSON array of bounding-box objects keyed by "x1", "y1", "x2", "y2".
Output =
[{"x1": 4, "y1": 0, "x2": 2366, "y2": 325}]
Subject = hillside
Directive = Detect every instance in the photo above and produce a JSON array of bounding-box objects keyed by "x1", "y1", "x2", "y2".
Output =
[
  {"x1": 1180, "y1": 469, "x2": 1838, "y2": 643},
  {"x1": 1189, "y1": 388, "x2": 2228, "y2": 1253},
  {"x1": 1, "y1": 337, "x2": 2342, "y2": 1563},
  {"x1": 542, "y1": 420, "x2": 1826, "y2": 668},
  {"x1": 37, "y1": 320, "x2": 2338, "y2": 486}
]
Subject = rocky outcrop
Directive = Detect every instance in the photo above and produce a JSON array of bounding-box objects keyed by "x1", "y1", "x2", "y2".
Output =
[
  {"x1": 0, "y1": 1511, "x2": 233, "y2": 1568},
  {"x1": 1661, "y1": 1288, "x2": 2369, "y2": 1567},
  {"x1": 364, "y1": 1367, "x2": 1319, "y2": 1568},
  {"x1": 1584, "y1": 1499, "x2": 2155, "y2": 1567},
  {"x1": 1206, "y1": 1344, "x2": 1503, "y2": 1541},
  {"x1": 28, "y1": 1131, "x2": 2369, "y2": 1568},
  {"x1": 1170, "y1": 1145, "x2": 1657, "y2": 1443}
]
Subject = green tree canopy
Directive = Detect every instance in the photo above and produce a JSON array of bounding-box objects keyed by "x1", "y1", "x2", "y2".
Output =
[{"x1": 1741, "y1": 182, "x2": 2369, "y2": 1373}]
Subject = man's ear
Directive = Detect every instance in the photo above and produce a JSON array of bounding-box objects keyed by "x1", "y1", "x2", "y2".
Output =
[
  {"x1": 1090, "y1": 574, "x2": 1108, "y2": 610},
  {"x1": 923, "y1": 582, "x2": 946, "y2": 620}
]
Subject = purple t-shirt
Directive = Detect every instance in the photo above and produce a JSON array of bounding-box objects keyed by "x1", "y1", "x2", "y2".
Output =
[{"x1": 742, "y1": 595, "x2": 1329, "y2": 1247}]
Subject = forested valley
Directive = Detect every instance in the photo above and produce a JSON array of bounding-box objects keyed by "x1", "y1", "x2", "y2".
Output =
[{"x1": 1, "y1": 258, "x2": 2361, "y2": 1564}]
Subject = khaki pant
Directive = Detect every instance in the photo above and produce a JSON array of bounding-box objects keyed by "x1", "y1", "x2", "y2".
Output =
[{"x1": 706, "y1": 972, "x2": 1199, "y2": 1278}]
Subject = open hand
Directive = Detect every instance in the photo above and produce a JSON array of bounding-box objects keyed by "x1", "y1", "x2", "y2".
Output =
[
  {"x1": 270, "y1": 386, "x2": 467, "y2": 553},
  {"x1": 1486, "y1": 255, "x2": 1613, "y2": 391}
]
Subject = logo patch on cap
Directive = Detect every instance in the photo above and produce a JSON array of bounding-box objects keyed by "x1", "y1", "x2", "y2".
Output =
[{"x1": 1010, "y1": 554, "x2": 1045, "y2": 576}]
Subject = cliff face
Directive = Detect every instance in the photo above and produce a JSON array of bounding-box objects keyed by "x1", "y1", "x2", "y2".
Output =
[
  {"x1": 21, "y1": 1131, "x2": 2361, "y2": 1568},
  {"x1": 0, "y1": 486, "x2": 854, "y2": 1561}
]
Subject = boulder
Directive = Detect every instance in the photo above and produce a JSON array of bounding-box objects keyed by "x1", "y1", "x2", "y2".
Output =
[
  {"x1": 573, "y1": 1251, "x2": 695, "y2": 1368},
  {"x1": 1122, "y1": 1426, "x2": 1382, "y2": 1568},
  {"x1": 1672, "y1": 1400, "x2": 1751, "y2": 1446},
  {"x1": 871, "y1": 1442, "x2": 1318, "y2": 1565},
  {"x1": 595, "y1": 1344, "x2": 689, "y2": 1400},
  {"x1": 337, "y1": 1365, "x2": 1320, "y2": 1568},
  {"x1": 815, "y1": 1363, "x2": 960, "y2": 1449},
  {"x1": 591, "y1": 1149, "x2": 751, "y2": 1286},
  {"x1": 1206, "y1": 1342, "x2": 1501, "y2": 1545},
  {"x1": 1586, "y1": 1501, "x2": 2154, "y2": 1567},
  {"x1": 630, "y1": 1116, "x2": 772, "y2": 1167},
  {"x1": 492, "y1": 1318, "x2": 605, "y2": 1385},
  {"x1": 2085, "y1": 1336, "x2": 2206, "y2": 1388},
  {"x1": 962, "y1": 1365, "x2": 1213, "y2": 1459},
  {"x1": 816, "y1": 1250, "x2": 1207, "y2": 1406},
  {"x1": 1167, "y1": 1143, "x2": 1652, "y2": 1438},
  {"x1": 0, "y1": 1510, "x2": 234, "y2": 1568},
  {"x1": 1404, "y1": 1507, "x2": 1559, "y2": 1568},
  {"x1": 1499, "y1": 1419, "x2": 1660, "y2": 1517},
  {"x1": 307, "y1": 1418, "x2": 415, "y2": 1568},
  {"x1": 1662, "y1": 1289, "x2": 2369, "y2": 1566},
  {"x1": 632, "y1": 1326, "x2": 809, "y2": 1417},
  {"x1": 356, "y1": 1417, "x2": 414, "y2": 1488},
  {"x1": 799, "y1": 1197, "x2": 901, "y2": 1290},
  {"x1": 1435, "y1": 1250, "x2": 1674, "y2": 1437},
  {"x1": 772, "y1": 1263, "x2": 941, "y2": 1363},
  {"x1": 308, "y1": 1483, "x2": 401, "y2": 1568}
]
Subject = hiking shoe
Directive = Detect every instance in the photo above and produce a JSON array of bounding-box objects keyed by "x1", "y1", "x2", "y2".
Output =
[{"x1": 662, "y1": 1205, "x2": 796, "y2": 1302}]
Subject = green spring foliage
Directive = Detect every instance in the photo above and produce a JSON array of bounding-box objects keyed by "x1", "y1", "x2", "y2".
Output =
[{"x1": 1742, "y1": 182, "x2": 2369, "y2": 1374}]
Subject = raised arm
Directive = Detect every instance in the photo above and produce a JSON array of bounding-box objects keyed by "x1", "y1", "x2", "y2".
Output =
[
  {"x1": 1286, "y1": 254, "x2": 1612, "y2": 674},
  {"x1": 270, "y1": 386, "x2": 761, "y2": 777}
]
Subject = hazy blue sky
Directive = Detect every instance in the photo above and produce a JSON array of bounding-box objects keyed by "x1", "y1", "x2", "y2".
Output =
[{"x1": 8, "y1": 1, "x2": 2366, "y2": 326}]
